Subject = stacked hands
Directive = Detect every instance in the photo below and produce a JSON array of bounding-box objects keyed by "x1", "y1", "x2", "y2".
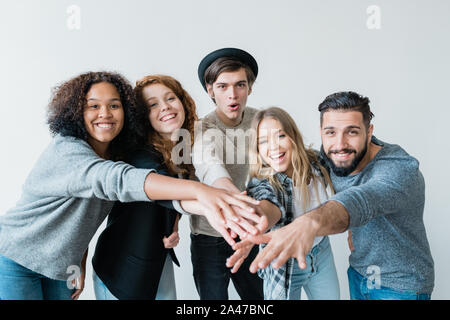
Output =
[{"x1": 176, "y1": 184, "x2": 319, "y2": 275}]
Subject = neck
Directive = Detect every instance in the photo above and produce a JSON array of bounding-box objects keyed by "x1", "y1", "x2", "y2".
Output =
[
  {"x1": 89, "y1": 140, "x2": 110, "y2": 160},
  {"x1": 351, "y1": 141, "x2": 381, "y2": 174},
  {"x1": 215, "y1": 109, "x2": 244, "y2": 127}
]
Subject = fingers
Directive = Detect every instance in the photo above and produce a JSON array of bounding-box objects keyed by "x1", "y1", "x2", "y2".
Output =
[
  {"x1": 248, "y1": 241, "x2": 283, "y2": 273},
  {"x1": 217, "y1": 226, "x2": 236, "y2": 246},
  {"x1": 163, "y1": 232, "x2": 180, "y2": 249},
  {"x1": 71, "y1": 288, "x2": 82, "y2": 300},
  {"x1": 224, "y1": 194, "x2": 258, "y2": 215},
  {"x1": 225, "y1": 219, "x2": 248, "y2": 240},
  {"x1": 232, "y1": 205, "x2": 261, "y2": 225},
  {"x1": 230, "y1": 207, "x2": 259, "y2": 235},
  {"x1": 232, "y1": 193, "x2": 260, "y2": 206},
  {"x1": 231, "y1": 257, "x2": 245, "y2": 273},
  {"x1": 209, "y1": 219, "x2": 235, "y2": 246},
  {"x1": 71, "y1": 278, "x2": 84, "y2": 300},
  {"x1": 233, "y1": 232, "x2": 271, "y2": 250},
  {"x1": 255, "y1": 215, "x2": 269, "y2": 233},
  {"x1": 218, "y1": 201, "x2": 241, "y2": 223},
  {"x1": 227, "y1": 245, "x2": 253, "y2": 273}
]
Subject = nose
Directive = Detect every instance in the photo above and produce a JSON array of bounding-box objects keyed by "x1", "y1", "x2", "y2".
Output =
[
  {"x1": 268, "y1": 135, "x2": 280, "y2": 152},
  {"x1": 334, "y1": 132, "x2": 347, "y2": 151},
  {"x1": 160, "y1": 100, "x2": 171, "y2": 112},
  {"x1": 98, "y1": 105, "x2": 112, "y2": 118},
  {"x1": 228, "y1": 86, "x2": 238, "y2": 100}
]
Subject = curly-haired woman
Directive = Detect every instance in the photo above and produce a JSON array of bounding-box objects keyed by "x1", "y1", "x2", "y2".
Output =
[{"x1": 0, "y1": 71, "x2": 260, "y2": 300}]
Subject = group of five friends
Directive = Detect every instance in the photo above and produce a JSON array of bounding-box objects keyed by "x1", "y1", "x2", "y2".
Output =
[{"x1": 0, "y1": 48, "x2": 434, "y2": 300}]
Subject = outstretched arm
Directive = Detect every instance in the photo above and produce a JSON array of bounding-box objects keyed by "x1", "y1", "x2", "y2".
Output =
[
  {"x1": 144, "y1": 173, "x2": 260, "y2": 222},
  {"x1": 235, "y1": 200, "x2": 349, "y2": 272}
]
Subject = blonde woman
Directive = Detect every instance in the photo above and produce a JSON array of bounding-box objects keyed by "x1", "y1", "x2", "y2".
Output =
[{"x1": 228, "y1": 107, "x2": 340, "y2": 300}]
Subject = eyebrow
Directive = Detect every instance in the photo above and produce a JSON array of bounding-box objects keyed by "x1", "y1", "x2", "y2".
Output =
[
  {"x1": 323, "y1": 125, "x2": 361, "y2": 130},
  {"x1": 87, "y1": 98, "x2": 121, "y2": 102},
  {"x1": 215, "y1": 80, "x2": 248, "y2": 86},
  {"x1": 258, "y1": 128, "x2": 282, "y2": 136},
  {"x1": 146, "y1": 91, "x2": 175, "y2": 101}
]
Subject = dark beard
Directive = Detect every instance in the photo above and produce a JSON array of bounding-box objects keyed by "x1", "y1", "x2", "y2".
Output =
[{"x1": 320, "y1": 143, "x2": 368, "y2": 177}]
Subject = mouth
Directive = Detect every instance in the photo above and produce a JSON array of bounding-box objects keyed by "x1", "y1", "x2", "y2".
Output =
[
  {"x1": 160, "y1": 113, "x2": 177, "y2": 122},
  {"x1": 94, "y1": 122, "x2": 115, "y2": 129},
  {"x1": 329, "y1": 150, "x2": 356, "y2": 161},
  {"x1": 269, "y1": 152, "x2": 286, "y2": 162},
  {"x1": 227, "y1": 104, "x2": 240, "y2": 111}
]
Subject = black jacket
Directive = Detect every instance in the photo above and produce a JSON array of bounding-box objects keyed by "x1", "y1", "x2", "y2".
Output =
[{"x1": 92, "y1": 146, "x2": 180, "y2": 299}]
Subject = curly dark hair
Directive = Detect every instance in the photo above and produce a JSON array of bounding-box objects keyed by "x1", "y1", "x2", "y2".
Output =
[{"x1": 47, "y1": 71, "x2": 144, "y2": 160}]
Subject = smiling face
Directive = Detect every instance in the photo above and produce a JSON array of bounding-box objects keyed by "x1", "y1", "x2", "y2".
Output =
[
  {"x1": 206, "y1": 68, "x2": 251, "y2": 127},
  {"x1": 83, "y1": 82, "x2": 124, "y2": 157},
  {"x1": 142, "y1": 83, "x2": 185, "y2": 140},
  {"x1": 257, "y1": 117, "x2": 294, "y2": 177},
  {"x1": 320, "y1": 110, "x2": 373, "y2": 176}
]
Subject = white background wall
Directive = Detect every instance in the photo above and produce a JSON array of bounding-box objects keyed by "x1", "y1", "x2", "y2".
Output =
[{"x1": 0, "y1": 0, "x2": 449, "y2": 300}]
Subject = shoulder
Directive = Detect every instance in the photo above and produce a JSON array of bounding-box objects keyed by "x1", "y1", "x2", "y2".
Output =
[
  {"x1": 242, "y1": 107, "x2": 259, "y2": 123},
  {"x1": 198, "y1": 111, "x2": 220, "y2": 132},
  {"x1": 125, "y1": 145, "x2": 165, "y2": 170},
  {"x1": 247, "y1": 176, "x2": 271, "y2": 189},
  {"x1": 49, "y1": 134, "x2": 97, "y2": 161},
  {"x1": 371, "y1": 137, "x2": 420, "y2": 174},
  {"x1": 245, "y1": 106, "x2": 259, "y2": 115},
  {"x1": 201, "y1": 110, "x2": 218, "y2": 125}
]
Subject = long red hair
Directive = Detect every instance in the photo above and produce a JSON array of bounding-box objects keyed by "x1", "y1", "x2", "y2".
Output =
[{"x1": 134, "y1": 75, "x2": 198, "y2": 176}]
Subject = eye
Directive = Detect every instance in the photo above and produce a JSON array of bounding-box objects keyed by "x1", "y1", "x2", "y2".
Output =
[
  {"x1": 349, "y1": 130, "x2": 359, "y2": 135},
  {"x1": 325, "y1": 130, "x2": 335, "y2": 135},
  {"x1": 279, "y1": 133, "x2": 286, "y2": 138},
  {"x1": 258, "y1": 139, "x2": 267, "y2": 145},
  {"x1": 110, "y1": 104, "x2": 121, "y2": 109},
  {"x1": 89, "y1": 104, "x2": 99, "y2": 109},
  {"x1": 149, "y1": 103, "x2": 158, "y2": 108}
]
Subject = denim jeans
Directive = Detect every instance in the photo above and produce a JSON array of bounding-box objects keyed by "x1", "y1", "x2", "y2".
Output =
[
  {"x1": 93, "y1": 254, "x2": 176, "y2": 300},
  {"x1": 190, "y1": 233, "x2": 263, "y2": 300},
  {"x1": 0, "y1": 254, "x2": 75, "y2": 300},
  {"x1": 283, "y1": 236, "x2": 340, "y2": 300},
  {"x1": 347, "y1": 265, "x2": 431, "y2": 300}
]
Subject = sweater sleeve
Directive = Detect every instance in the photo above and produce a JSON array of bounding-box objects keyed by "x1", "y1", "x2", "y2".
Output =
[
  {"x1": 22, "y1": 136, "x2": 153, "y2": 202},
  {"x1": 192, "y1": 121, "x2": 231, "y2": 186},
  {"x1": 330, "y1": 157, "x2": 424, "y2": 228}
]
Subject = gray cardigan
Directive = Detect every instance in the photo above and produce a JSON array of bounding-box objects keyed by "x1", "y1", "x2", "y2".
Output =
[{"x1": 0, "y1": 135, "x2": 153, "y2": 280}]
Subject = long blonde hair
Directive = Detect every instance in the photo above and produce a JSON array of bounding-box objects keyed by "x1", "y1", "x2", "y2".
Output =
[{"x1": 249, "y1": 107, "x2": 334, "y2": 210}]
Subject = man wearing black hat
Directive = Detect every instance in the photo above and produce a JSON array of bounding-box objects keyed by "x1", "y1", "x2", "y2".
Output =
[{"x1": 190, "y1": 48, "x2": 264, "y2": 300}]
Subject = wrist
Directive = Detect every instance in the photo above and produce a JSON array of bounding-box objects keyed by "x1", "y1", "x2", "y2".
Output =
[{"x1": 299, "y1": 211, "x2": 321, "y2": 236}]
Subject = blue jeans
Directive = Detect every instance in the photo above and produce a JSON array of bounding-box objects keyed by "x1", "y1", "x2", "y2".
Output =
[
  {"x1": 282, "y1": 236, "x2": 340, "y2": 300},
  {"x1": 190, "y1": 233, "x2": 263, "y2": 300},
  {"x1": 0, "y1": 254, "x2": 75, "y2": 300},
  {"x1": 347, "y1": 266, "x2": 431, "y2": 300},
  {"x1": 93, "y1": 254, "x2": 177, "y2": 300}
]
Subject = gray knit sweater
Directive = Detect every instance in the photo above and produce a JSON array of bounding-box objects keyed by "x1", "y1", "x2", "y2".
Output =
[
  {"x1": 0, "y1": 135, "x2": 153, "y2": 280},
  {"x1": 329, "y1": 136, "x2": 434, "y2": 294}
]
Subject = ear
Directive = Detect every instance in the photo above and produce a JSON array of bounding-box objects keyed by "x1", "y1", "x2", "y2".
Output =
[
  {"x1": 248, "y1": 85, "x2": 252, "y2": 96},
  {"x1": 367, "y1": 123, "x2": 374, "y2": 142},
  {"x1": 206, "y1": 84, "x2": 214, "y2": 100}
]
